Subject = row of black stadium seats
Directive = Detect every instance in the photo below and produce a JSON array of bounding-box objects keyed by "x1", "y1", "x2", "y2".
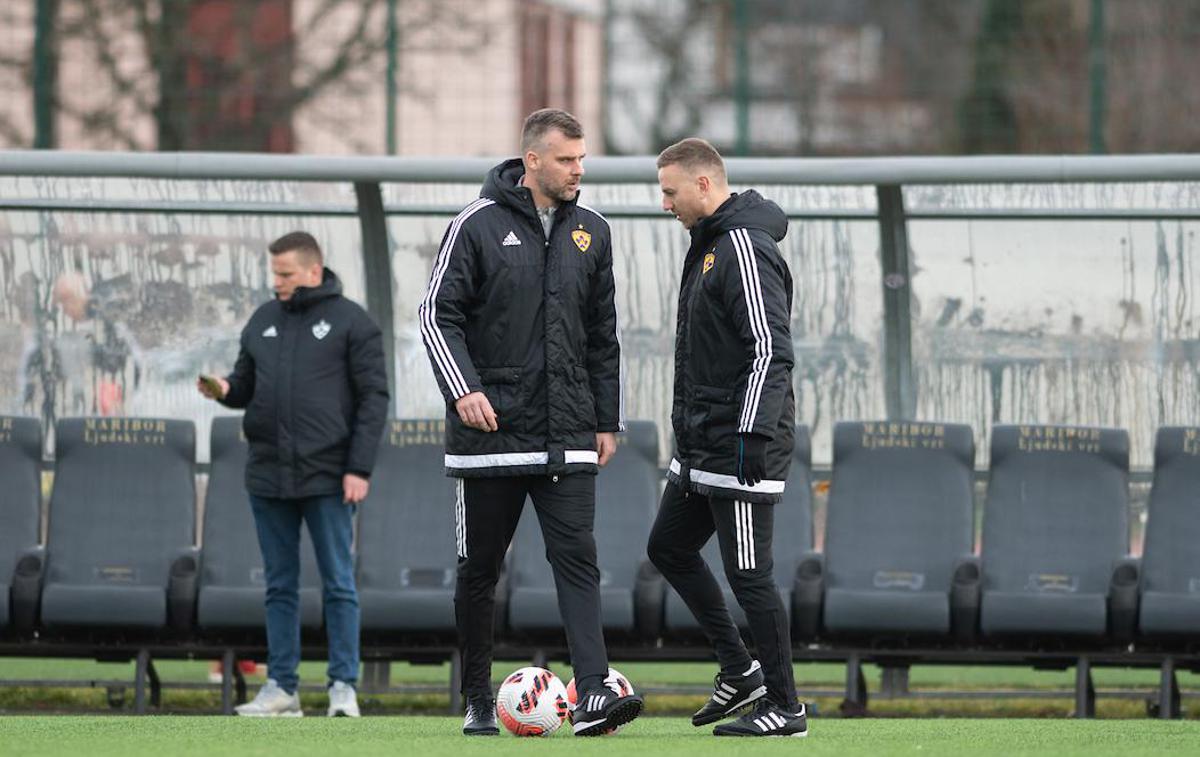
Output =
[
  {"x1": 662, "y1": 422, "x2": 1196, "y2": 649},
  {"x1": 0, "y1": 415, "x2": 663, "y2": 639},
  {"x1": 1, "y1": 415, "x2": 1198, "y2": 652}
]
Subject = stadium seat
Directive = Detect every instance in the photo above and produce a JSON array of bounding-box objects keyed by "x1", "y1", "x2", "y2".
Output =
[
  {"x1": 507, "y1": 421, "x2": 664, "y2": 638},
  {"x1": 357, "y1": 419, "x2": 458, "y2": 632},
  {"x1": 1138, "y1": 427, "x2": 1200, "y2": 639},
  {"x1": 811, "y1": 421, "x2": 978, "y2": 640},
  {"x1": 663, "y1": 426, "x2": 814, "y2": 633},
  {"x1": 979, "y1": 424, "x2": 1134, "y2": 639},
  {"x1": 0, "y1": 417, "x2": 43, "y2": 632},
  {"x1": 40, "y1": 418, "x2": 199, "y2": 631},
  {"x1": 196, "y1": 417, "x2": 322, "y2": 631}
]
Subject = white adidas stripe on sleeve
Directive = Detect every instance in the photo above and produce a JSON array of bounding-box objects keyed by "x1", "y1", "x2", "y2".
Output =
[
  {"x1": 731, "y1": 228, "x2": 772, "y2": 434},
  {"x1": 418, "y1": 198, "x2": 495, "y2": 399}
]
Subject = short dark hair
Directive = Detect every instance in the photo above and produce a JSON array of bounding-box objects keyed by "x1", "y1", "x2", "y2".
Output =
[
  {"x1": 656, "y1": 137, "x2": 727, "y2": 181},
  {"x1": 521, "y1": 108, "x2": 584, "y2": 153},
  {"x1": 268, "y1": 231, "x2": 323, "y2": 266}
]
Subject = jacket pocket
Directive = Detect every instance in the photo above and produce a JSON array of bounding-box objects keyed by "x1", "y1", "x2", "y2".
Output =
[
  {"x1": 568, "y1": 365, "x2": 598, "y2": 431},
  {"x1": 478, "y1": 366, "x2": 523, "y2": 432},
  {"x1": 687, "y1": 383, "x2": 738, "y2": 441},
  {"x1": 242, "y1": 399, "x2": 275, "y2": 445}
]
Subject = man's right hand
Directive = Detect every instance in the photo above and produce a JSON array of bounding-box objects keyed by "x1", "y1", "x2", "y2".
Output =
[
  {"x1": 455, "y1": 391, "x2": 498, "y2": 432},
  {"x1": 197, "y1": 375, "x2": 230, "y2": 401}
]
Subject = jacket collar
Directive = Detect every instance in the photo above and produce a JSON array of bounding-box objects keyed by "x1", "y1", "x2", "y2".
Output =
[
  {"x1": 280, "y1": 267, "x2": 342, "y2": 312},
  {"x1": 480, "y1": 157, "x2": 580, "y2": 225}
]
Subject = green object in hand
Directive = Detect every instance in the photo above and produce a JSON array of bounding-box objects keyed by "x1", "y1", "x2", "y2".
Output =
[{"x1": 199, "y1": 375, "x2": 225, "y2": 400}]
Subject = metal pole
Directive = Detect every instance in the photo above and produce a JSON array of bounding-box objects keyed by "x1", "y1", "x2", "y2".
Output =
[
  {"x1": 386, "y1": 0, "x2": 399, "y2": 155},
  {"x1": 876, "y1": 185, "x2": 916, "y2": 420},
  {"x1": 220, "y1": 649, "x2": 235, "y2": 714},
  {"x1": 1074, "y1": 656, "x2": 1096, "y2": 718},
  {"x1": 1088, "y1": 0, "x2": 1106, "y2": 154},
  {"x1": 354, "y1": 182, "x2": 397, "y2": 415},
  {"x1": 734, "y1": 0, "x2": 751, "y2": 156},
  {"x1": 33, "y1": 0, "x2": 58, "y2": 149},
  {"x1": 602, "y1": 0, "x2": 615, "y2": 153},
  {"x1": 134, "y1": 649, "x2": 150, "y2": 714},
  {"x1": 449, "y1": 649, "x2": 463, "y2": 714}
]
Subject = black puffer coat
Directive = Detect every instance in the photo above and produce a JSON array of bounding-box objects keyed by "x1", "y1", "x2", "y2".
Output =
[
  {"x1": 668, "y1": 191, "x2": 795, "y2": 504},
  {"x1": 221, "y1": 268, "x2": 389, "y2": 498},
  {"x1": 418, "y1": 159, "x2": 623, "y2": 478}
]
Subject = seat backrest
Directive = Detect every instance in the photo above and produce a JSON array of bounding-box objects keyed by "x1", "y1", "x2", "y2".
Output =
[
  {"x1": 202, "y1": 416, "x2": 319, "y2": 589},
  {"x1": 512, "y1": 421, "x2": 661, "y2": 592},
  {"x1": 824, "y1": 421, "x2": 975, "y2": 592},
  {"x1": 1142, "y1": 427, "x2": 1200, "y2": 595},
  {"x1": 0, "y1": 417, "x2": 42, "y2": 580},
  {"x1": 356, "y1": 419, "x2": 456, "y2": 592},
  {"x1": 981, "y1": 424, "x2": 1129, "y2": 595},
  {"x1": 46, "y1": 417, "x2": 195, "y2": 586}
]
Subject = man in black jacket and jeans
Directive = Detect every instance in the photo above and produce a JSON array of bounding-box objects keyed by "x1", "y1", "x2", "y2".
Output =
[
  {"x1": 419, "y1": 109, "x2": 642, "y2": 737},
  {"x1": 648, "y1": 139, "x2": 806, "y2": 737},
  {"x1": 198, "y1": 231, "x2": 388, "y2": 718}
]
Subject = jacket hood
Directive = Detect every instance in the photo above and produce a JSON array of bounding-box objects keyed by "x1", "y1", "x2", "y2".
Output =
[
  {"x1": 282, "y1": 267, "x2": 342, "y2": 311},
  {"x1": 481, "y1": 157, "x2": 580, "y2": 220},
  {"x1": 691, "y1": 190, "x2": 788, "y2": 250}
]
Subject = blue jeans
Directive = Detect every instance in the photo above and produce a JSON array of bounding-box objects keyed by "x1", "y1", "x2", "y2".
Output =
[{"x1": 249, "y1": 493, "x2": 359, "y2": 693}]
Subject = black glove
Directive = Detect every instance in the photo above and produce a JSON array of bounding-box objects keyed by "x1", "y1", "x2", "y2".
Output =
[{"x1": 736, "y1": 433, "x2": 769, "y2": 486}]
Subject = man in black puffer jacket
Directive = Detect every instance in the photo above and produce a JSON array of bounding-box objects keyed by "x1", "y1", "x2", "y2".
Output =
[
  {"x1": 419, "y1": 109, "x2": 641, "y2": 737},
  {"x1": 198, "y1": 231, "x2": 388, "y2": 718},
  {"x1": 647, "y1": 139, "x2": 806, "y2": 738}
]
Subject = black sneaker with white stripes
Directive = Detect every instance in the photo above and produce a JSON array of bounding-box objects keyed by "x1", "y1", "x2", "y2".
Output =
[
  {"x1": 712, "y1": 700, "x2": 808, "y2": 737},
  {"x1": 570, "y1": 686, "x2": 644, "y2": 736},
  {"x1": 692, "y1": 660, "x2": 768, "y2": 726},
  {"x1": 462, "y1": 694, "x2": 499, "y2": 736}
]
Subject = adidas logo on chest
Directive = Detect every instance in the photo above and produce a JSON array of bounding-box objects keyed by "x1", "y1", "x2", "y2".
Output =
[{"x1": 501, "y1": 231, "x2": 521, "y2": 247}]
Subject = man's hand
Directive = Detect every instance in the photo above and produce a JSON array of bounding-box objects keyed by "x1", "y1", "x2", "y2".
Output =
[
  {"x1": 197, "y1": 375, "x2": 229, "y2": 401},
  {"x1": 596, "y1": 432, "x2": 617, "y2": 467},
  {"x1": 455, "y1": 391, "x2": 498, "y2": 432},
  {"x1": 343, "y1": 473, "x2": 369, "y2": 504},
  {"x1": 736, "y1": 433, "x2": 769, "y2": 486}
]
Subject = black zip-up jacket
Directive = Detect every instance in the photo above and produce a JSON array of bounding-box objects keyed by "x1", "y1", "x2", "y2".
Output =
[
  {"x1": 220, "y1": 268, "x2": 389, "y2": 498},
  {"x1": 668, "y1": 191, "x2": 795, "y2": 504},
  {"x1": 418, "y1": 158, "x2": 623, "y2": 478}
]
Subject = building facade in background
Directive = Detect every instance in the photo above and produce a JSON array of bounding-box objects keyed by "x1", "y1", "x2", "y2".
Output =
[
  {"x1": 606, "y1": 0, "x2": 1200, "y2": 156},
  {"x1": 0, "y1": 0, "x2": 605, "y2": 155}
]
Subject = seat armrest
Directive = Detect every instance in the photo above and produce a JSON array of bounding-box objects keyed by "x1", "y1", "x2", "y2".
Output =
[
  {"x1": 633, "y1": 560, "x2": 666, "y2": 641},
  {"x1": 1107, "y1": 556, "x2": 1140, "y2": 645},
  {"x1": 791, "y1": 550, "x2": 824, "y2": 641},
  {"x1": 950, "y1": 555, "x2": 981, "y2": 644},
  {"x1": 168, "y1": 547, "x2": 201, "y2": 633},
  {"x1": 10, "y1": 546, "x2": 46, "y2": 633}
]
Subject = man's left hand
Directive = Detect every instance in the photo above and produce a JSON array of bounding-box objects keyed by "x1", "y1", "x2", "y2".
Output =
[
  {"x1": 343, "y1": 473, "x2": 369, "y2": 504},
  {"x1": 597, "y1": 432, "x2": 617, "y2": 467},
  {"x1": 736, "y1": 433, "x2": 769, "y2": 486}
]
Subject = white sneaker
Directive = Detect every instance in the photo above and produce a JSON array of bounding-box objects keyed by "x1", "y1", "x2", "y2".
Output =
[
  {"x1": 234, "y1": 679, "x2": 303, "y2": 717},
  {"x1": 327, "y1": 680, "x2": 360, "y2": 717}
]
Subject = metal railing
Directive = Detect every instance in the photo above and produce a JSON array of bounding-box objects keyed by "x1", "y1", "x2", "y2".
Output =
[{"x1": 3, "y1": 150, "x2": 1200, "y2": 458}]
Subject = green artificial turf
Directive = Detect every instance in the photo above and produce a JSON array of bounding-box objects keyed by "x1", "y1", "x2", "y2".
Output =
[
  {"x1": 3, "y1": 716, "x2": 1200, "y2": 757},
  {"x1": 1, "y1": 657, "x2": 1197, "y2": 719}
]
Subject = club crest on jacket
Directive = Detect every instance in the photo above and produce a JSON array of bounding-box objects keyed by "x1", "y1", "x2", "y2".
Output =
[
  {"x1": 703, "y1": 252, "x2": 716, "y2": 274},
  {"x1": 312, "y1": 319, "x2": 331, "y2": 340},
  {"x1": 572, "y1": 228, "x2": 592, "y2": 253}
]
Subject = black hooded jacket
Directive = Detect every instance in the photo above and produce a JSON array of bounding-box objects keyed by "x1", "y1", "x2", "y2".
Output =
[
  {"x1": 220, "y1": 268, "x2": 389, "y2": 498},
  {"x1": 667, "y1": 191, "x2": 795, "y2": 504},
  {"x1": 418, "y1": 158, "x2": 623, "y2": 478}
]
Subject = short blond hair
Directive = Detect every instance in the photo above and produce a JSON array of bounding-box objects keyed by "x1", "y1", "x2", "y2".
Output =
[{"x1": 656, "y1": 138, "x2": 727, "y2": 181}]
